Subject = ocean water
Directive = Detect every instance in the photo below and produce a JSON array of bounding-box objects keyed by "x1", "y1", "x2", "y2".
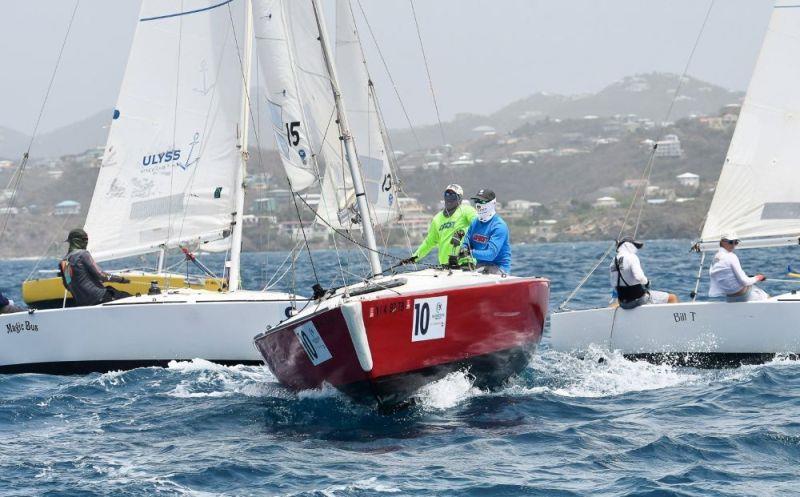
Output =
[{"x1": 2, "y1": 240, "x2": 800, "y2": 496}]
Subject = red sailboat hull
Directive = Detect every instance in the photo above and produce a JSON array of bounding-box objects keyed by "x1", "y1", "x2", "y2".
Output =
[{"x1": 254, "y1": 274, "x2": 549, "y2": 407}]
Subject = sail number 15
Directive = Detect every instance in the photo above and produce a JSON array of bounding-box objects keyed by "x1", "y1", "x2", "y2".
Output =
[{"x1": 286, "y1": 121, "x2": 301, "y2": 146}]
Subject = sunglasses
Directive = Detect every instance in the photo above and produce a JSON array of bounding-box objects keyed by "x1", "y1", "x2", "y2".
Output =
[
  {"x1": 443, "y1": 191, "x2": 459, "y2": 199},
  {"x1": 724, "y1": 239, "x2": 740, "y2": 245},
  {"x1": 473, "y1": 199, "x2": 491, "y2": 205}
]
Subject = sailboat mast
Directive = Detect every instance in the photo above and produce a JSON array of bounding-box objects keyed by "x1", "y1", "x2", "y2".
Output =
[
  {"x1": 311, "y1": 0, "x2": 382, "y2": 277},
  {"x1": 228, "y1": 0, "x2": 255, "y2": 292}
]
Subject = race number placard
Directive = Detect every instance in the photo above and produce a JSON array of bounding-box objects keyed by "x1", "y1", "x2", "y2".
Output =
[
  {"x1": 411, "y1": 296, "x2": 448, "y2": 342},
  {"x1": 294, "y1": 321, "x2": 332, "y2": 366}
]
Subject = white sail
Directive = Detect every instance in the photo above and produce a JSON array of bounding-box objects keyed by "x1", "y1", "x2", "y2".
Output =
[
  {"x1": 335, "y1": 0, "x2": 399, "y2": 226},
  {"x1": 85, "y1": 0, "x2": 245, "y2": 262},
  {"x1": 252, "y1": 0, "x2": 357, "y2": 229},
  {"x1": 700, "y1": 2, "x2": 800, "y2": 248},
  {"x1": 252, "y1": 0, "x2": 317, "y2": 191},
  {"x1": 287, "y1": 1, "x2": 357, "y2": 230}
]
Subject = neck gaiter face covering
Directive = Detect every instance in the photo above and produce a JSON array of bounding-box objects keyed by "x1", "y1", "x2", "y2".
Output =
[{"x1": 477, "y1": 199, "x2": 496, "y2": 222}]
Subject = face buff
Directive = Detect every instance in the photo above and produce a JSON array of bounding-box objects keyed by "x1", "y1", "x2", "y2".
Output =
[{"x1": 477, "y1": 199, "x2": 496, "y2": 222}]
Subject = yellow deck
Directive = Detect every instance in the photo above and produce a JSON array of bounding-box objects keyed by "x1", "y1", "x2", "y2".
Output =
[{"x1": 23, "y1": 272, "x2": 225, "y2": 305}]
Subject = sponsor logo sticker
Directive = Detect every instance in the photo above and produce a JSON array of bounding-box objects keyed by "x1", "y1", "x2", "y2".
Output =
[{"x1": 411, "y1": 296, "x2": 447, "y2": 342}]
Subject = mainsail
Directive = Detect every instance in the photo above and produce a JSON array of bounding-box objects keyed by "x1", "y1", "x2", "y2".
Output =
[
  {"x1": 335, "y1": 0, "x2": 400, "y2": 226},
  {"x1": 700, "y1": 1, "x2": 800, "y2": 248},
  {"x1": 85, "y1": 0, "x2": 245, "y2": 262}
]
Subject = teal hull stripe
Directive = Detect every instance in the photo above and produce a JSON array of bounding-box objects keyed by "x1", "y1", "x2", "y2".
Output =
[{"x1": 140, "y1": 0, "x2": 234, "y2": 22}]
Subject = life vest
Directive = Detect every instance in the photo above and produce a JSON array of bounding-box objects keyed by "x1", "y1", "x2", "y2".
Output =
[
  {"x1": 614, "y1": 255, "x2": 646, "y2": 308},
  {"x1": 58, "y1": 259, "x2": 73, "y2": 290}
]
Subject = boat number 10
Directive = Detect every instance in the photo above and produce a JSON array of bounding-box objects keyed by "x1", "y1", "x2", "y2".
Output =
[
  {"x1": 294, "y1": 321, "x2": 332, "y2": 366},
  {"x1": 412, "y1": 296, "x2": 448, "y2": 342},
  {"x1": 673, "y1": 311, "x2": 696, "y2": 323}
]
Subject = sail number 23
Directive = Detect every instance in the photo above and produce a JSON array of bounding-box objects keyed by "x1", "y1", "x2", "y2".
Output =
[{"x1": 411, "y1": 296, "x2": 448, "y2": 342}]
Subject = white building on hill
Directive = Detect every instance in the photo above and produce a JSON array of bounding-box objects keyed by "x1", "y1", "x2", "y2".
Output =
[
  {"x1": 593, "y1": 196, "x2": 620, "y2": 209},
  {"x1": 676, "y1": 172, "x2": 700, "y2": 188},
  {"x1": 654, "y1": 134, "x2": 683, "y2": 158}
]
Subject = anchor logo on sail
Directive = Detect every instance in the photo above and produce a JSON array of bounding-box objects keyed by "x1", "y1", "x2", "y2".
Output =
[
  {"x1": 176, "y1": 132, "x2": 201, "y2": 171},
  {"x1": 192, "y1": 60, "x2": 215, "y2": 96}
]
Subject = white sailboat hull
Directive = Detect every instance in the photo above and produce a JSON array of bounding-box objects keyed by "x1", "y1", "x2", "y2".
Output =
[
  {"x1": 550, "y1": 293, "x2": 800, "y2": 366},
  {"x1": 0, "y1": 290, "x2": 304, "y2": 374}
]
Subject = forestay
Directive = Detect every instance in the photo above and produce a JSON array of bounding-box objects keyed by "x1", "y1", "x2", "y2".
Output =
[
  {"x1": 335, "y1": 0, "x2": 399, "y2": 226},
  {"x1": 85, "y1": 0, "x2": 245, "y2": 262},
  {"x1": 700, "y1": 2, "x2": 800, "y2": 249}
]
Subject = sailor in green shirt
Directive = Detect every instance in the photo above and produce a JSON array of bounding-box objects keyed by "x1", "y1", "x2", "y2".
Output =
[{"x1": 400, "y1": 184, "x2": 478, "y2": 266}]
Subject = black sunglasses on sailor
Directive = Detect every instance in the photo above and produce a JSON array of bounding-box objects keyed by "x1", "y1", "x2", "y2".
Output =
[
  {"x1": 724, "y1": 239, "x2": 740, "y2": 245},
  {"x1": 443, "y1": 191, "x2": 459, "y2": 200},
  {"x1": 472, "y1": 198, "x2": 491, "y2": 205}
]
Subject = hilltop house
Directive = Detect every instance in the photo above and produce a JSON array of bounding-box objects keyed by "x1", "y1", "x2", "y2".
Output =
[
  {"x1": 593, "y1": 196, "x2": 620, "y2": 209},
  {"x1": 54, "y1": 200, "x2": 81, "y2": 216},
  {"x1": 676, "y1": 172, "x2": 700, "y2": 188},
  {"x1": 654, "y1": 134, "x2": 683, "y2": 158}
]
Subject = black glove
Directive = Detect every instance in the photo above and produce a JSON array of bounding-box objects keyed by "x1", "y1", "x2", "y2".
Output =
[
  {"x1": 110, "y1": 275, "x2": 131, "y2": 284},
  {"x1": 458, "y1": 246, "x2": 470, "y2": 258},
  {"x1": 400, "y1": 255, "x2": 417, "y2": 265},
  {"x1": 450, "y1": 229, "x2": 465, "y2": 247}
]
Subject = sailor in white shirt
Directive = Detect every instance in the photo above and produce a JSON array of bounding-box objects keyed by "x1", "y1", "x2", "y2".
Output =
[
  {"x1": 610, "y1": 237, "x2": 678, "y2": 309},
  {"x1": 708, "y1": 233, "x2": 768, "y2": 302}
]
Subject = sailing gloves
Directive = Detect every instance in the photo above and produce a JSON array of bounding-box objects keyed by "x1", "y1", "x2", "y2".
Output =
[
  {"x1": 450, "y1": 229, "x2": 465, "y2": 247},
  {"x1": 400, "y1": 256, "x2": 418, "y2": 265}
]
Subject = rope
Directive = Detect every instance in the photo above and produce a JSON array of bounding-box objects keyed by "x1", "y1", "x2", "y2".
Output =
[
  {"x1": 0, "y1": 0, "x2": 80, "y2": 244},
  {"x1": 355, "y1": 0, "x2": 422, "y2": 150},
  {"x1": 409, "y1": 0, "x2": 447, "y2": 145},
  {"x1": 558, "y1": 242, "x2": 616, "y2": 311},
  {"x1": 262, "y1": 240, "x2": 303, "y2": 290},
  {"x1": 558, "y1": 0, "x2": 716, "y2": 309},
  {"x1": 293, "y1": 192, "x2": 438, "y2": 269}
]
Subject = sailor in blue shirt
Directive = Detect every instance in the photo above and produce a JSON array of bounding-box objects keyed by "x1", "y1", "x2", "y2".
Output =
[{"x1": 461, "y1": 189, "x2": 511, "y2": 274}]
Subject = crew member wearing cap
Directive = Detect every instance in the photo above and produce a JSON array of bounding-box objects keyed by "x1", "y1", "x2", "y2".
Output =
[
  {"x1": 610, "y1": 237, "x2": 678, "y2": 309},
  {"x1": 59, "y1": 228, "x2": 132, "y2": 306},
  {"x1": 460, "y1": 188, "x2": 511, "y2": 274},
  {"x1": 709, "y1": 233, "x2": 767, "y2": 302},
  {"x1": 400, "y1": 184, "x2": 477, "y2": 266}
]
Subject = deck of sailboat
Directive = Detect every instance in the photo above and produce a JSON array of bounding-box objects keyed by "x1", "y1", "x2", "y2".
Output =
[
  {"x1": 294, "y1": 268, "x2": 547, "y2": 312},
  {"x1": 102, "y1": 288, "x2": 305, "y2": 306}
]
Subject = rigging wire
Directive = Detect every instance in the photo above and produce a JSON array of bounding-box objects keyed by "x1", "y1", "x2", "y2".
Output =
[
  {"x1": 292, "y1": 192, "x2": 438, "y2": 270},
  {"x1": 0, "y1": 0, "x2": 81, "y2": 245},
  {"x1": 24, "y1": 212, "x2": 76, "y2": 282},
  {"x1": 227, "y1": 2, "x2": 323, "y2": 289},
  {"x1": 408, "y1": 0, "x2": 447, "y2": 146},
  {"x1": 355, "y1": 0, "x2": 422, "y2": 150},
  {"x1": 166, "y1": 3, "x2": 185, "y2": 267},
  {"x1": 558, "y1": 0, "x2": 716, "y2": 310}
]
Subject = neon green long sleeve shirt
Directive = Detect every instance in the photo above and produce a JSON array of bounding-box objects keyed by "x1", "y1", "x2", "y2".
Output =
[{"x1": 413, "y1": 204, "x2": 478, "y2": 265}]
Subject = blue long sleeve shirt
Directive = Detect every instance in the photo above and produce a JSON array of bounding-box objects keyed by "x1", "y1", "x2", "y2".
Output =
[{"x1": 463, "y1": 215, "x2": 511, "y2": 273}]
